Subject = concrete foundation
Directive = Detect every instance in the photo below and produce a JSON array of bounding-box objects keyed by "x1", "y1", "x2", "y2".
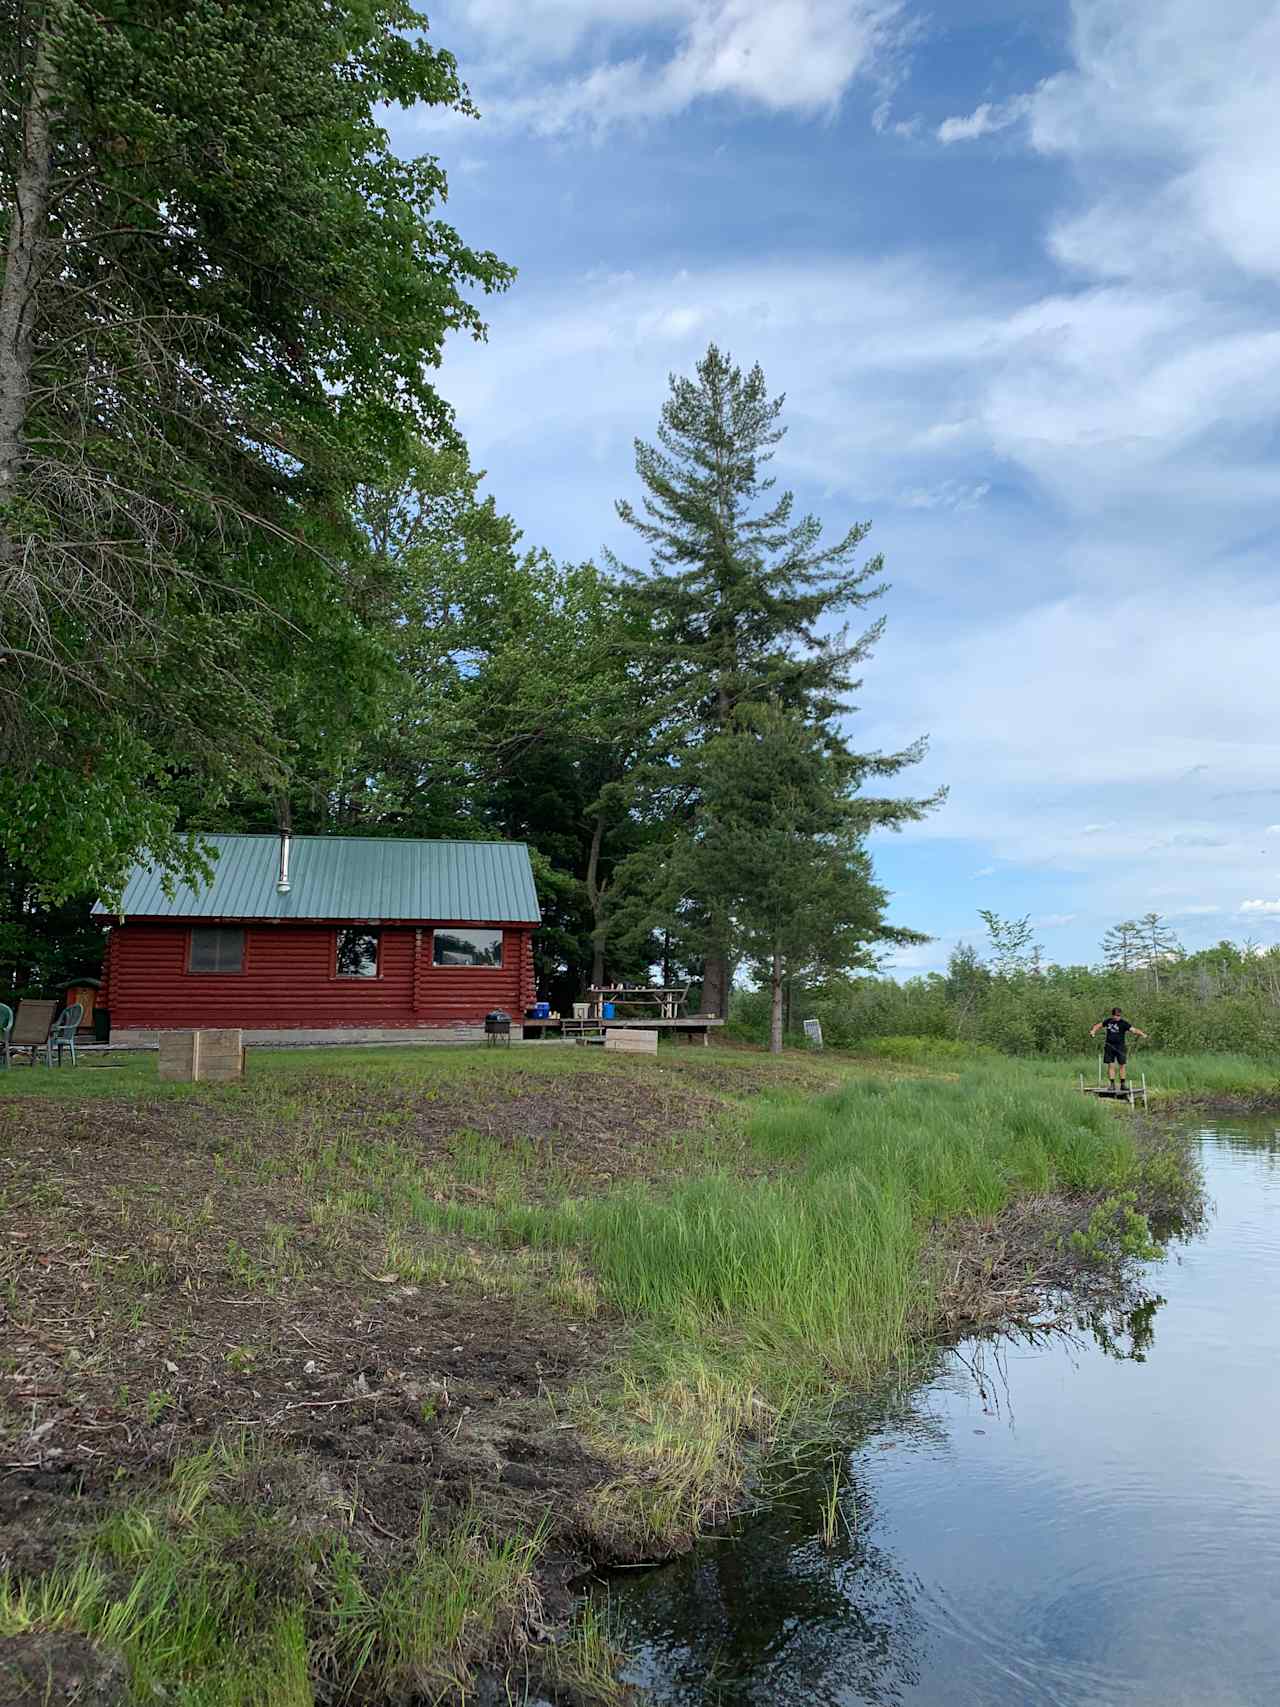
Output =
[{"x1": 122, "y1": 1024, "x2": 486, "y2": 1051}]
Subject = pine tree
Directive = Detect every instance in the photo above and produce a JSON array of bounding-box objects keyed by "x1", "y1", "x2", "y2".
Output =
[
  {"x1": 611, "y1": 343, "x2": 926, "y2": 1014},
  {"x1": 659, "y1": 703, "x2": 927, "y2": 1052},
  {"x1": 1102, "y1": 920, "x2": 1142, "y2": 974},
  {"x1": 1137, "y1": 912, "x2": 1182, "y2": 991}
]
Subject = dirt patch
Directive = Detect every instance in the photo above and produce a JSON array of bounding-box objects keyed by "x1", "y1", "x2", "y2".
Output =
[
  {"x1": 0, "y1": 1633, "x2": 127, "y2": 1705},
  {"x1": 0, "y1": 1066, "x2": 754, "y2": 1605}
]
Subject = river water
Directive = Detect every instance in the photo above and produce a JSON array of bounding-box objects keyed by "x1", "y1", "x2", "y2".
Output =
[{"x1": 608, "y1": 1116, "x2": 1280, "y2": 1706}]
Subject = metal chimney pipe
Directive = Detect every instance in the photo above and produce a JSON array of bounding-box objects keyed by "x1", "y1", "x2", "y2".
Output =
[{"x1": 276, "y1": 830, "x2": 291, "y2": 894}]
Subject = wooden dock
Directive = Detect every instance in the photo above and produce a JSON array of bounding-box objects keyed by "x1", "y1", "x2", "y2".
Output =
[{"x1": 1079, "y1": 1072, "x2": 1148, "y2": 1109}]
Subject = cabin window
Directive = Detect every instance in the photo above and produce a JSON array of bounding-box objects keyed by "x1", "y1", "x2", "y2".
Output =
[
  {"x1": 189, "y1": 928, "x2": 245, "y2": 975},
  {"x1": 432, "y1": 928, "x2": 503, "y2": 968},
  {"x1": 336, "y1": 928, "x2": 380, "y2": 979}
]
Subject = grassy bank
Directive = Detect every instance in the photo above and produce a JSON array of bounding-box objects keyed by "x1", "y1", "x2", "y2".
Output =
[{"x1": 0, "y1": 1043, "x2": 1220, "y2": 1701}]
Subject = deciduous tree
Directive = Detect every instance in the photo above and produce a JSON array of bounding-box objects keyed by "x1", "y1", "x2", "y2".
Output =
[{"x1": 0, "y1": 0, "x2": 511, "y2": 899}]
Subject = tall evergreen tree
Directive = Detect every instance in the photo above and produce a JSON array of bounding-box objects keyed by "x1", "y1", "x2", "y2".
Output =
[
  {"x1": 1102, "y1": 919, "x2": 1142, "y2": 974},
  {"x1": 611, "y1": 343, "x2": 924, "y2": 1014},
  {"x1": 1136, "y1": 911, "x2": 1182, "y2": 991},
  {"x1": 659, "y1": 703, "x2": 927, "y2": 1052}
]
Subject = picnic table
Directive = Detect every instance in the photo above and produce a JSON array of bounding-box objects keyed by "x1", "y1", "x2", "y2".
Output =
[{"x1": 586, "y1": 984, "x2": 690, "y2": 1020}]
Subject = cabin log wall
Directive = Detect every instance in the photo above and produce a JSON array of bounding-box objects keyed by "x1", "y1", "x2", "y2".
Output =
[{"x1": 104, "y1": 922, "x2": 534, "y2": 1032}]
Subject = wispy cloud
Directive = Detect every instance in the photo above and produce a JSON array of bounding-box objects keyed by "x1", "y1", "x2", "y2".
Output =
[
  {"x1": 1034, "y1": 914, "x2": 1076, "y2": 929},
  {"x1": 1240, "y1": 900, "x2": 1280, "y2": 914},
  {"x1": 431, "y1": 1, "x2": 911, "y2": 134},
  {"x1": 897, "y1": 479, "x2": 991, "y2": 511},
  {"x1": 936, "y1": 93, "x2": 1033, "y2": 146}
]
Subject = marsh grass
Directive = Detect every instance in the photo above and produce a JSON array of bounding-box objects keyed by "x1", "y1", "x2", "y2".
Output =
[{"x1": 472, "y1": 1062, "x2": 1169, "y2": 1538}]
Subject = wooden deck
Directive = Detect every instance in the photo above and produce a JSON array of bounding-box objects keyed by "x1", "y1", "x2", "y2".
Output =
[{"x1": 521, "y1": 1015, "x2": 724, "y2": 1045}]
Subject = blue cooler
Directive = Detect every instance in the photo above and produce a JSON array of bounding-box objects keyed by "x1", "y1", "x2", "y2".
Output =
[
  {"x1": 534, "y1": 1001, "x2": 550, "y2": 1019},
  {"x1": 602, "y1": 1001, "x2": 616, "y2": 1018}
]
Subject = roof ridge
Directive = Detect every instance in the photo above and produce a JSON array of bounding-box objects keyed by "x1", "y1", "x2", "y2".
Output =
[{"x1": 186, "y1": 832, "x2": 531, "y2": 849}]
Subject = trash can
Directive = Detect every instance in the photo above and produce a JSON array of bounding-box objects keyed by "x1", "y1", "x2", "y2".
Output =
[
  {"x1": 93, "y1": 1007, "x2": 111, "y2": 1043},
  {"x1": 602, "y1": 1001, "x2": 616, "y2": 1019}
]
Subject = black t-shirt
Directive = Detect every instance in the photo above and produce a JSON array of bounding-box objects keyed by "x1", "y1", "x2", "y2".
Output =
[{"x1": 1101, "y1": 1017, "x2": 1132, "y2": 1050}]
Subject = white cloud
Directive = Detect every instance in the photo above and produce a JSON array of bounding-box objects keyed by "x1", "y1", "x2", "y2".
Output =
[
  {"x1": 972, "y1": 866, "x2": 995, "y2": 878},
  {"x1": 1169, "y1": 905, "x2": 1221, "y2": 917},
  {"x1": 1028, "y1": 1, "x2": 1280, "y2": 285},
  {"x1": 1266, "y1": 826, "x2": 1280, "y2": 837},
  {"x1": 897, "y1": 479, "x2": 990, "y2": 511},
  {"x1": 1240, "y1": 900, "x2": 1280, "y2": 915},
  {"x1": 433, "y1": 1, "x2": 909, "y2": 132},
  {"x1": 1034, "y1": 914, "x2": 1076, "y2": 929},
  {"x1": 1080, "y1": 824, "x2": 1109, "y2": 835},
  {"x1": 936, "y1": 93, "x2": 1032, "y2": 145}
]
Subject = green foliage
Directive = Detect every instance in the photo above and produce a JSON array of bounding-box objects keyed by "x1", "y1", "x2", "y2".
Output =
[
  {"x1": 750, "y1": 925, "x2": 1280, "y2": 1060},
  {"x1": 1070, "y1": 1192, "x2": 1164, "y2": 1266},
  {"x1": 2, "y1": 1, "x2": 511, "y2": 900},
  {"x1": 651, "y1": 704, "x2": 927, "y2": 1049},
  {"x1": 612, "y1": 342, "x2": 893, "y2": 728},
  {"x1": 608, "y1": 343, "x2": 937, "y2": 1003}
]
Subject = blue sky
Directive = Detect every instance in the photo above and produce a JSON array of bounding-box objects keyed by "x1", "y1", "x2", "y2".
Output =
[{"x1": 387, "y1": 1, "x2": 1280, "y2": 975}]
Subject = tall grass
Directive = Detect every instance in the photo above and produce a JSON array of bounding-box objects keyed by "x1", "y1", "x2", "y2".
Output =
[
  {"x1": 530, "y1": 1068, "x2": 1130, "y2": 1370},
  {"x1": 471, "y1": 1061, "x2": 1150, "y2": 1543},
  {"x1": 413, "y1": 1068, "x2": 1145, "y2": 1380},
  {"x1": 1013, "y1": 1051, "x2": 1280, "y2": 1095}
]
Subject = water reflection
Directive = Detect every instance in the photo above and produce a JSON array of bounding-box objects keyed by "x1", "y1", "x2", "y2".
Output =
[
  {"x1": 617, "y1": 1456, "x2": 925, "y2": 1705},
  {"x1": 610, "y1": 1118, "x2": 1280, "y2": 1706}
]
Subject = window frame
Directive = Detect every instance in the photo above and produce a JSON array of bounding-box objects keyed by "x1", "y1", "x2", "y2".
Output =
[
  {"x1": 333, "y1": 926, "x2": 382, "y2": 980},
  {"x1": 430, "y1": 927, "x2": 505, "y2": 970},
  {"x1": 187, "y1": 926, "x2": 246, "y2": 976}
]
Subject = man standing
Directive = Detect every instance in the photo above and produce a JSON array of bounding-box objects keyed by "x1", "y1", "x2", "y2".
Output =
[{"x1": 1090, "y1": 1007, "x2": 1147, "y2": 1093}]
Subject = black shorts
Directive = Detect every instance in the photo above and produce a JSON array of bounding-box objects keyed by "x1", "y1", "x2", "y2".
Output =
[{"x1": 1103, "y1": 1045, "x2": 1126, "y2": 1065}]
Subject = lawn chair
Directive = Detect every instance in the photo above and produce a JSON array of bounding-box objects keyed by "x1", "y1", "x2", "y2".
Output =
[
  {"x1": 0, "y1": 1003, "x2": 12, "y2": 1069},
  {"x1": 45, "y1": 1002, "x2": 83, "y2": 1068},
  {"x1": 6, "y1": 999, "x2": 57, "y2": 1066}
]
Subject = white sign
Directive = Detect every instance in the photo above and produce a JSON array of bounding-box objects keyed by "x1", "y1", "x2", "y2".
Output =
[{"x1": 803, "y1": 1018, "x2": 823, "y2": 1049}]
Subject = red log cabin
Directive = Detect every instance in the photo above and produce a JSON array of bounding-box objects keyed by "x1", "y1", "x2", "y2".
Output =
[{"x1": 94, "y1": 833, "x2": 540, "y2": 1044}]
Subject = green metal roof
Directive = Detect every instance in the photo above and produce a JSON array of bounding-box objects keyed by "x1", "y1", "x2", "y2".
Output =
[{"x1": 95, "y1": 834, "x2": 540, "y2": 924}]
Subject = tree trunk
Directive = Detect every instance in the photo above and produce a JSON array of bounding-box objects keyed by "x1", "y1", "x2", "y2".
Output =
[
  {"x1": 701, "y1": 949, "x2": 729, "y2": 1019},
  {"x1": 769, "y1": 946, "x2": 783, "y2": 1055},
  {"x1": 0, "y1": 23, "x2": 54, "y2": 525},
  {"x1": 584, "y1": 807, "x2": 607, "y2": 991}
]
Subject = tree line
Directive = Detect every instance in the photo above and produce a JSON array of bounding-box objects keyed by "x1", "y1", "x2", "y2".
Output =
[
  {"x1": 1, "y1": 3, "x2": 935, "y2": 1048},
  {"x1": 738, "y1": 911, "x2": 1280, "y2": 1056}
]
